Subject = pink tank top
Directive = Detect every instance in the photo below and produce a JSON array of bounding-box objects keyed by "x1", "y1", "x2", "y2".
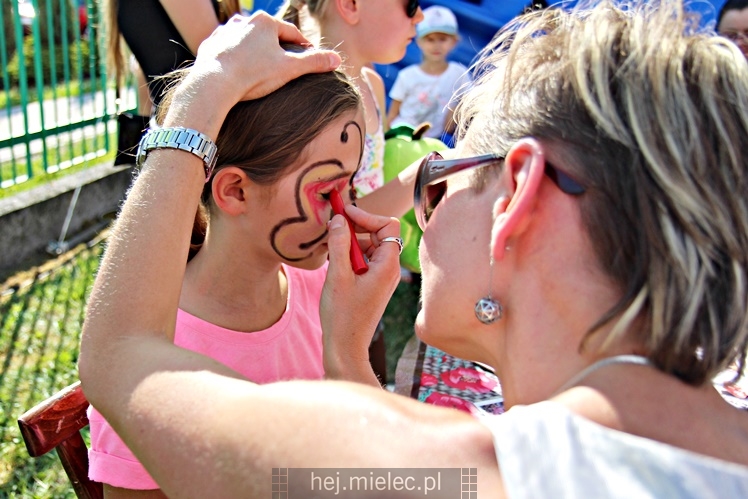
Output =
[{"x1": 87, "y1": 263, "x2": 327, "y2": 489}]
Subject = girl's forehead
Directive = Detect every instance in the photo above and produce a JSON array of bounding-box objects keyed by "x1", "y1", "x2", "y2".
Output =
[
  {"x1": 283, "y1": 113, "x2": 365, "y2": 183},
  {"x1": 306, "y1": 113, "x2": 364, "y2": 156}
]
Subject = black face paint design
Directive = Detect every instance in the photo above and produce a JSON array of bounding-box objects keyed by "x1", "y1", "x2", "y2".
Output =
[{"x1": 269, "y1": 120, "x2": 364, "y2": 262}]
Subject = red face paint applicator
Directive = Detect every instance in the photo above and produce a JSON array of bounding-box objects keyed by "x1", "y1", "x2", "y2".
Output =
[{"x1": 329, "y1": 189, "x2": 368, "y2": 275}]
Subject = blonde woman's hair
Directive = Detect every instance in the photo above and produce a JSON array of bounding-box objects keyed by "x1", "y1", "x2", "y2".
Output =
[{"x1": 457, "y1": 0, "x2": 748, "y2": 385}]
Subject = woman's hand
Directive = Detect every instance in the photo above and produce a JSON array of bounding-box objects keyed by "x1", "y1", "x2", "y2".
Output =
[
  {"x1": 196, "y1": 12, "x2": 341, "y2": 100},
  {"x1": 321, "y1": 206, "x2": 402, "y2": 385},
  {"x1": 162, "y1": 12, "x2": 342, "y2": 138}
]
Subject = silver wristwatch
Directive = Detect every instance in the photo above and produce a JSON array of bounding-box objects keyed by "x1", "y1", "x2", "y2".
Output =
[{"x1": 136, "y1": 127, "x2": 219, "y2": 182}]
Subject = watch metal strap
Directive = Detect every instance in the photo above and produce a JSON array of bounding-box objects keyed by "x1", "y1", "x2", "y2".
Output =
[{"x1": 136, "y1": 127, "x2": 218, "y2": 182}]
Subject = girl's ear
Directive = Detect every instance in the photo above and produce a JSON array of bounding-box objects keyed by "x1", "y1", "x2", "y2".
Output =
[
  {"x1": 334, "y1": 0, "x2": 361, "y2": 24},
  {"x1": 211, "y1": 167, "x2": 250, "y2": 216},
  {"x1": 492, "y1": 137, "x2": 546, "y2": 261}
]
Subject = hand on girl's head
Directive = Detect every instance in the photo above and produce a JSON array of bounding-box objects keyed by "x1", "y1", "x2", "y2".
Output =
[{"x1": 191, "y1": 11, "x2": 342, "y2": 103}]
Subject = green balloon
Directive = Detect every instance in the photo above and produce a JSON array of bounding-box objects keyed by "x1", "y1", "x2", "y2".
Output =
[{"x1": 383, "y1": 125, "x2": 449, "y2": 273}]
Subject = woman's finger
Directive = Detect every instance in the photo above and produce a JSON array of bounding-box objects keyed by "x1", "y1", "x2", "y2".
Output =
[
  {"x1": 343, "y1": 204, "x2": 402, "y2": 258},
  {"x1": 344, "y1": 204, "x2": 400, "y2": 237},
  {"x1": 326, "y1": 215, "x2": 355, "y2": 278},
  {"x1": 274, "y1": 14, "x2": 313, "y2": 46}
]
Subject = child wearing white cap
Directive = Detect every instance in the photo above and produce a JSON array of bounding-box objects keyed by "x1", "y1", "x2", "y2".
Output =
[{"x1": 387, "y1": 5, "x2": 471, "y2": 140}]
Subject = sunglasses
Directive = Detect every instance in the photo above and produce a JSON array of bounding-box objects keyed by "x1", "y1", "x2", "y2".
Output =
[
  {"x1": 406, "y1": 0, "x2": 420, "y2": 18},
  {"x1": 721, "y1": 29, "x2": 748, "y2": 43},
  {"x1": 414, "y1": 151, "x2": 586, "y2": 230}
]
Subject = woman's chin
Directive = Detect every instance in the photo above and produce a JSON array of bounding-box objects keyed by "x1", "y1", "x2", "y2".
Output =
[{"x1": 414, "y1": 314, "x2": 450, "y2": 352}]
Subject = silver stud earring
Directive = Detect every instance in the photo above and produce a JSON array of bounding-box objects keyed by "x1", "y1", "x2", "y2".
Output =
[{"x1": 474, "y1": 257, "x2": 503, "y2": 325}]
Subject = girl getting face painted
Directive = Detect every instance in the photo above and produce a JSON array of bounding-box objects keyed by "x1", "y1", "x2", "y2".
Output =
[{"x1": 86, "y1": 44, "x2": 364, "y2": 497}]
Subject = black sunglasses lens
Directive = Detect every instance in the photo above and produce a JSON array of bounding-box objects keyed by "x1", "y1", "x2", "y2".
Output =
[
  {"x1": 407, "y1": 0, "x2": 419, "y2": 17},
  {"x1": 545, "y1": 165, "x2": 586, "y2": 196},
  {"x1": 425, "y1": 182, "x2": 446, "y2": 224}
]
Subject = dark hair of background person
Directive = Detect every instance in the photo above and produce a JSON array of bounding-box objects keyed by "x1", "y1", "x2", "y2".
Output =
[
  {"x1": 523, "y1": 0, "x2": 550, "y2": 13},
  {"x1": 718, "y1": 0, "x2": 748, "y2": 27}
]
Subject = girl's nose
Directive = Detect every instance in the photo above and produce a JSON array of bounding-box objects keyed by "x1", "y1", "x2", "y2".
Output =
[{"x1": 412, "y1": 7, "x2": 425, "y2": 24}]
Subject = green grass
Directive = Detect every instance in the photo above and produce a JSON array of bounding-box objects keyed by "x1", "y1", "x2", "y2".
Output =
[
  {"x1": 0, "y1": 240, "x2": 103, "y2": 498},
  {"x1": 0, "y1": 131, "x2": 116, "y2": 199},
  {"x1": 0, "y1": 237, "x2": 419, "y2": 497}
]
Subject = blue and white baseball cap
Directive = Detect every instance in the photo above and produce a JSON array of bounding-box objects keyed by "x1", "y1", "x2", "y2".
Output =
[{"x1": 417, "y1": 6, "x2": 459, "y2": 38}]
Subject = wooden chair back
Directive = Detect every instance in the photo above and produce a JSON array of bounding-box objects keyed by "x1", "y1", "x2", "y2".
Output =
[{"x1": 17, "y1": 380, "x2": 103, "y2": 499}]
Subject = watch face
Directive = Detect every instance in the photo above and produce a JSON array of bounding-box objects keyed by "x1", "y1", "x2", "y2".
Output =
[
  {"x1": 202, "y1": 142, "x2": 218, "y2": 183},
  {"x1": 135, "y1": 131, "x2": 151, "y2": 168}
]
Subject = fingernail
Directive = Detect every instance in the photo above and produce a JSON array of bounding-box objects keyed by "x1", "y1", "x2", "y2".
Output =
[
  {"x1": 330, "y1": 215, "x2": 345, "y2": 229},
  {"x1": 329, "y1": 54, "x2": 340, "y2": 68}
]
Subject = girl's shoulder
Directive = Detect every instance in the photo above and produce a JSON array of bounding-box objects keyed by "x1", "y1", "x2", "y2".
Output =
[
  {"x1": 362, "y1": 65, "x2": 384, "y2": 84},
  {"x1": 361, "y1": 66, "x2": 385, "y2": 97}
]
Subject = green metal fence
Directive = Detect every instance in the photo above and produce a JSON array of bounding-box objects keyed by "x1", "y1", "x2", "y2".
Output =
[{"x1": 0, "y1": 0, "x2": 136, "y2": 190}]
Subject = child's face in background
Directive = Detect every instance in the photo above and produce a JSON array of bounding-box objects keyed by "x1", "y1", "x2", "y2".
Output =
[
  {"x1": 416, "y1": 32, "x2": 458, "y2": 63},
  {"x1": 355, "y1": 0, "x2": 423, "y2": 64},
  {"x1": 263, "y1": 110, "x2": 365, "y2": 270},
  {"x1": 719, "y1": 7, "x2": 748, "y2": 58}
]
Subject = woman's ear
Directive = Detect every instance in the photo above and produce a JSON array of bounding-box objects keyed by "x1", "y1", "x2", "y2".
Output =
[
  {"x1": 334, "y1": 0, "x2": 360, "y2": 25},
  {"x1": 211, "y1": 167, "x2": 250, "y2": 216},
  {"x1": 492, "y1": 138, "x2": 547, "y2": 261}
]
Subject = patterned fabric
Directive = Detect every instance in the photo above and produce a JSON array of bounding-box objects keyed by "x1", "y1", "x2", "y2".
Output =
[
  {"x1": 713, "y1": 366, "x2": 748, "y2": 410},
  {"x1": 354, "y1": 127, "x2": 385, "y2": 197},
  {"x1": 395, "y1": 336, "x2": 504, "y2": 416}
]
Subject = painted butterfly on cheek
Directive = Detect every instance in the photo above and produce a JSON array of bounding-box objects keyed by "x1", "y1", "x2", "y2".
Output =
[{"x1": 270, "y1": 121, "x2": 363, "y2": 262}]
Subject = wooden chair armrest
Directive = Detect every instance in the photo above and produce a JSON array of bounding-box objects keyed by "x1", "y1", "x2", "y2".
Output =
[{"x1": 17, "y1": 380, "x2": 89, "y2": 456}]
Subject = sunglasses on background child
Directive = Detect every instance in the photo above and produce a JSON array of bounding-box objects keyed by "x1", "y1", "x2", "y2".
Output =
[{"x1": 406, "y1": 0, "x2": 420, "y2": 18}]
